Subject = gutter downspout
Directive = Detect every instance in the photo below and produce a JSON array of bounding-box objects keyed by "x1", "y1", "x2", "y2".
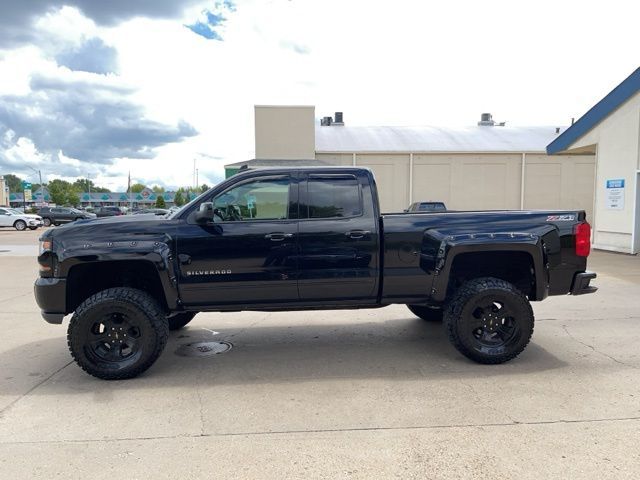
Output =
[
  {"x1": 409, "y1": 153, "x2": 414, "y2": 205},
  {"x1": 520, "y1": 153, "x2": 526, "y2": 209},
  {"x1": 352, "y1": 153, "x2": 356, "y2": 166}
]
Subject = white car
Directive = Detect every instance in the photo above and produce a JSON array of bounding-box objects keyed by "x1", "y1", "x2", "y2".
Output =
[{"x1": 0, "y1": 207, "x2": 44, "y2": 231}]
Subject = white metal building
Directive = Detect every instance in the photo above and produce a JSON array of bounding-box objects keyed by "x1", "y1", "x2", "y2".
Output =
[
  {"x1": 548, "y1": 67, "x2": 640, "y2": 254},
  {"x1": 228, "y1": 105, "x2": 596, "y2": 222}
]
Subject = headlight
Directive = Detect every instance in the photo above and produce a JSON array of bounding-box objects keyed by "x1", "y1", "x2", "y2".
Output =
[{"x1": 39, "y1": 240, "x2": 52, "y2": 255}]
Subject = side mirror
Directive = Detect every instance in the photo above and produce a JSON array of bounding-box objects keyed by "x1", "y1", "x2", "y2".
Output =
[{"x1": 195, "y1": 202, "x2": 215, "y2": 223}]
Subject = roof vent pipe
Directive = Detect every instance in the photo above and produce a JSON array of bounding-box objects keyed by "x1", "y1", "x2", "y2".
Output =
[
  {"x1": 334, "y1": 112, "x2": 344, "y2": 125},
  {"x1": 478, "y1": 113, "x2": 495, "y2": 126},
  {"x1": 320, "y1": 116, "x2": 333, "y2": 126}
]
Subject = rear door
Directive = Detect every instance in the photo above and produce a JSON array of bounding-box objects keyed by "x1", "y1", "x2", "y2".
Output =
[
  {"x1": 0, "y1": 208, "x2": 12, "y2": 227},
  {"x1": 177, "y1": 173, "x2": 300, "y2": 306},
  {"x1": 297, "y1": 172, "x2": 379, "y2": 302}
]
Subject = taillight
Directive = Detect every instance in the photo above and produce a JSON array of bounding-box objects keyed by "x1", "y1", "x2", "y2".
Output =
[{"x1": 575, "y1": 222, "x2": 591, "y2": 257}]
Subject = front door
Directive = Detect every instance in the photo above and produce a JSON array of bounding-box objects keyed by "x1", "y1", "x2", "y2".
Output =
[
  {"x1": 297, "y1": 172, "x2": 380, "y2": 302},
  {"x1": 0, "y1": 208, "x2": 13, "y2": 227},
  {"x1": 177, "y1": 174, "x2": 299, "y2": 307}
]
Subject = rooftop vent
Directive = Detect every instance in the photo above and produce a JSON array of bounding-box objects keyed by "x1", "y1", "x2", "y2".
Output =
[
  {"x1": 477, "y1": 113, "x2": 505, "y2": 127},
  {"x1": 478, "y1": 113, "x2": 495, "y2": 126},
  {"x1": 320, "y1": 112, "x2": 345, "y2": 126}
]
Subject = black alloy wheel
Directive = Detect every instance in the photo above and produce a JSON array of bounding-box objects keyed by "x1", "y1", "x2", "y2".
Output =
[
  {"x1": 444, "y1": 277, "x2": 534, "y2": 364},
  {"x1": 68, "y1": 288, "x2": 169, "y2": 379}
]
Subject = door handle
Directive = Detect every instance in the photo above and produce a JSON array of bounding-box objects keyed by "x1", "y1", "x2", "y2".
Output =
[
  {"x1": 345, "y1": 230, "x2": 371, "y2": 239},
  {"x1": 265, "y1": 233, "x2": 294, "y2": 241}
]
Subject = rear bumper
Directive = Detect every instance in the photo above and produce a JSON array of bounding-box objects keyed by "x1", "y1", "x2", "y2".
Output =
[
  {"x1": 34, "y1": 277, "x2": 67, "y2": 324},
  {"x1": 570, "y1": 271, "x2": 597, "y2": 295}
]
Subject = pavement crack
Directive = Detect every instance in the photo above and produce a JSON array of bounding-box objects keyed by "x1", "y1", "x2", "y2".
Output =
[
  {"x1": 458, "y1": 379, "x2": 518, "y2": 424},
  {"x1": 0, "y1": 360, "x2": 74, "y2": 418},
  {"x1": 2, "y1": 415, "x2": 640, "y2": 446},
  {"x1": 562, "y1": 324, "x2": 638, "y2": 369},
  {"x1": 195, "y1": 368, "x2": 205, "y2": 436}
]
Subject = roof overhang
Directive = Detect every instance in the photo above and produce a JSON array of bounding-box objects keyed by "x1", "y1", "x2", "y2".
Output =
[{"x1": 547, "y1": 67, "x2": 640, "y2": 155}]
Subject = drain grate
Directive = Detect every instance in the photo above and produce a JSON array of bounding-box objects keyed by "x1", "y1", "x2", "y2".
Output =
[{"x1": 175, "y1": 341, "x2": 232, "y2": 357}]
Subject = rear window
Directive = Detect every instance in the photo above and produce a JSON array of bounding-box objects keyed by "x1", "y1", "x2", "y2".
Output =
[{"x1": 306, "y1": 175, "x2": 362, "y2": 218}]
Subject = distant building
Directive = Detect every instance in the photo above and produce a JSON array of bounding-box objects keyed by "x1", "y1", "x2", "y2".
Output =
[
  {"x1": 0, "y1": 176, "x2": 8, "y2": 206},
  {"x1": 8, "y1": 187, "x2": 198, "y2": 209},
  {"x1": 228, "y1": 105, "x2": 595, "y2": 220}
]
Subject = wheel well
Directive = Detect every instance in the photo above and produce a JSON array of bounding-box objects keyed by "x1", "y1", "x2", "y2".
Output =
[
  {"x1": 448, "y1": 251, "x2": 536, "y2": 299},
  {"x1": 66, "y1": 261, "x2": 168, "y2": 313}
]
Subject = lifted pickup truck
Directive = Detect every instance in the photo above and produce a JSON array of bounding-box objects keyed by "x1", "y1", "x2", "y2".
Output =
[{"x1": 35, "y1": 167, "x2": 596, "y2": 379}]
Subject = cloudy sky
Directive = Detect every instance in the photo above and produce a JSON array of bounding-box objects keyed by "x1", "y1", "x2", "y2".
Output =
[{"x1": 0, "y1": 0, "x2": 638, "y2": 191}]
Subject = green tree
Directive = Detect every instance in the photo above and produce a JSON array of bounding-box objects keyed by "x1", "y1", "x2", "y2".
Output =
[
  {"x1": 152, "y1": 185, "x2": 165, "y2": 193},
  {"x1": 130, "y1": 183, "x2": 146, "y2": 193},
  {"x1": 48, "y1": 179, "x2": 81, "y2": 206},
  {"x1": 155, "y1": 195, "x2": 166, "y2": 208},
  {"x1": 3, "y1": 174, "x2": 23, "y2": 193},
  {"x1": 173, "y1": 190, "x2": 185, "y2": 206},
  {"x1": 74, "y1": 178, "x2": 110, "y2": 193},
  {"x1": 200, "y1": 184, "x2": 210, "y2": 193}
]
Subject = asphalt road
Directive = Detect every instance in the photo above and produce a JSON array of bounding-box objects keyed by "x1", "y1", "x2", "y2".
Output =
[{"x1": 1, "y1": 227, "x2": 639, "y2": 479}]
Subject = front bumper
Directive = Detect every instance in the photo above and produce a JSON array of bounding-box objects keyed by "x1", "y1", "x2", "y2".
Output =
[
  {"x1": 570, "y1": 271, "x2": 597, "y2": 295},
  {"x1": 34, "y1": 277, "x2": 67, "y2": 324},
  {"x1": 28, "y1": 219, "x2": 43, "y2": 227}
]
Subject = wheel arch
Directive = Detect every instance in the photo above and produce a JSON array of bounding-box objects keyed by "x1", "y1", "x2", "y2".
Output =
[{"x1": 66, "y1": 260, "x2": 175, "y2": 314}]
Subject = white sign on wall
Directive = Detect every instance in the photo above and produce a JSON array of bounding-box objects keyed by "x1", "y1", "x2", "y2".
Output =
[{"x1": 605, "y1": 179, "x2": 625, "y2": 210}]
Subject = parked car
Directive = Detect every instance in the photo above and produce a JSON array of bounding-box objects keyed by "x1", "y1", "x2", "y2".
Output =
[
  {"x1": 404, "y1": 201, "x2": 447, "y2": 212},
  {"x1": 94, "y1": 206, "x2": 125, "y2": 218},
  {"x1": 132, "y1": 208, "x2": 170, "y2": 216},
  {"x1": 0, "y1": 207, "x2": 43, "y2": 230},
  {"x1": 37, "y1": 207, "x2": 96, "y2": 226},
  {"x1": 35, "y1": 167, "x2": 597, "y2": 379}
]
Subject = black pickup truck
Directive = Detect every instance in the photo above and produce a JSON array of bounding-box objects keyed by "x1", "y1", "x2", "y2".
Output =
[{"x1": 34, "y1": 167, "x2": 596, "y2": 379}]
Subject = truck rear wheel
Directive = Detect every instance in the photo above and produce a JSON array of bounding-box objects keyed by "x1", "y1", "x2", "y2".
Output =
[
  {"x1": 168, "y1": 312, "x2": 197, "y2": 331},
  {"x1": 67, "y1": 287, "x2": 169, "y2": 380},
  {"x1": 444, "y1": 277, "x2": 534, "y2": 364},
  {"x1": 407, "y1": 305, "x2": 443, "y2": 322}
]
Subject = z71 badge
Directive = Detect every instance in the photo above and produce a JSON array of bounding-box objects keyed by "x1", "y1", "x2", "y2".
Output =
[{"x1": 546, "y1": 215, "x2": 576, "y2": 222}]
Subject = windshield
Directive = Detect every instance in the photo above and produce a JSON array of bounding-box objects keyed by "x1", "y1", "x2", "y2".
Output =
[{"x1": 8, "y1": 208, "x2": 24, "y2": 214}]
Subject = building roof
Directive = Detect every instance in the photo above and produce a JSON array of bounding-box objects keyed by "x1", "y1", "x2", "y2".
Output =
[
  {"x1": 315, "y1": 125, "x2": 566, "y2": 153},
  {"x1": 225, "y1": 158, "x2": 332, "y2": 168},
  {"x1": 547, "y1": 67, "x2": 640, "y2": 154}
]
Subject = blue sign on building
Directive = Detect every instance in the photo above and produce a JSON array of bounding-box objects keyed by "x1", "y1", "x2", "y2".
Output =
[{"x1": 606, "y1": 179, "x2": 625, "y2": 188}]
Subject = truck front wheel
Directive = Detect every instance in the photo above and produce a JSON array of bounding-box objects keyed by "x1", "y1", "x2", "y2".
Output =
[
  {"x1": 444, "y1": 277, "x2": 534, "y2": 364},
  {"x1": 67, "y1": 288, "x2": 169, "y2": 379}
]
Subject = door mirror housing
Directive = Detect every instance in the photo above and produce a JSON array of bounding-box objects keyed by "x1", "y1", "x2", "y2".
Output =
[{"x1": 195, "y1": 202, "x2": 215, "y2": 223}]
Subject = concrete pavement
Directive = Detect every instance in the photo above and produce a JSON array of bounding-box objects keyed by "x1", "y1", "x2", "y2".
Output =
[{"x1": 0, "y1": 227, "x2": 639, "y2": 479}]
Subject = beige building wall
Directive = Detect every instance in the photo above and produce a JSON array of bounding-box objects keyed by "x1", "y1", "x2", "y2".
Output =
[
  {"x1": 562, "y1": 91, "x2": 640, "y2": 253},
  {"x1": 318, "y1": 152, "x2": 595, "y2": 216},
  {"x1": 0, "y1": 176, "x2": 8, "y2": 206},
  {"x1": 255, "y1": 105, "x2": 316, "y2": 160},
  {"x1": 524, "y1": 155, "x2": 596, "y2": 221}
]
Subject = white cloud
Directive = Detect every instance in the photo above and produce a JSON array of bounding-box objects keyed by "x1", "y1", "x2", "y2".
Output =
[{"x1": 1, "y1": 0, "x2": 640, "y2": 192}]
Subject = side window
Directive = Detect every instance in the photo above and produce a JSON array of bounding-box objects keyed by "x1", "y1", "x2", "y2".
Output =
[
  {"x1": 212, "y1": 176, "x2": 290, "y2": 221},
  {"x1": 0, "y1": 209, "x2": 7, "y2": 215},
  {"x1": 307, "y1": 175, "x2": 362, "y2": 218},
  {"x1": 52, "y1": 208, "x2": 63, "y2": 214}
]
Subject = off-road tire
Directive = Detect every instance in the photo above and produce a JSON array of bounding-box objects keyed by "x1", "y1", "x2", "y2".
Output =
[
  {"x1": 67, "y1": 288, "x2": 169, "y2": 380},
  {"x1": 168, "y1": 312, "x2": 197, "y2": 331},
  {"x1": 42, "y1": 218, "x2": 52, "y2": 227},
  {"x1": 444, "y1": 277, "x2": 534, "y2": 364},
  {"x1": 407, "y1": 304, "x2": 443, "y2": 322},
  {"x1": 13, "y1": 220, "x2": 27, "y2": 231}
]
